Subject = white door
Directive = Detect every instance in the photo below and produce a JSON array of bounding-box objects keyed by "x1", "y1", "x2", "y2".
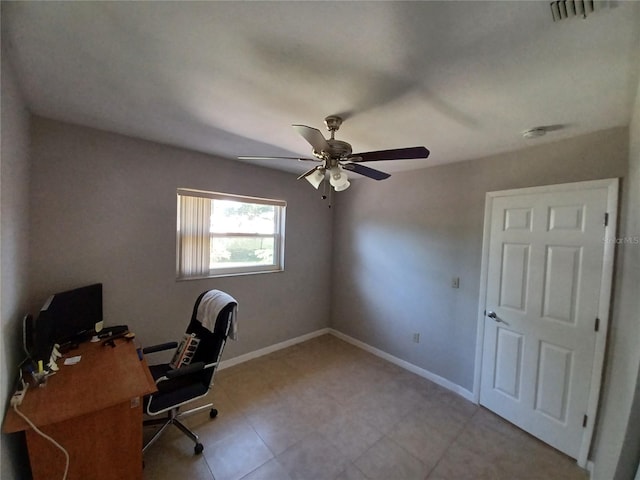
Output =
[{"x1": 479, "y1": 179, "x2": 617, "y2": 462}]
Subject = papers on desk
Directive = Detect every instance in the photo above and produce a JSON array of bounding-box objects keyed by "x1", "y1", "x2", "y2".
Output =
[{"x1": 64, "y1": 356, "x2": 82, "y2": 366}]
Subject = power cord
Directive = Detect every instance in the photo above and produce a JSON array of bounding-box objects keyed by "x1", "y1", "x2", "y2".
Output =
[{"x1": 11, "y1": 385, "x2": 69, "y2": 480}]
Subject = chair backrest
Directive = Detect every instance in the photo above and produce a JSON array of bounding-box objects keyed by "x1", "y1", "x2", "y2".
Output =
[{"x1": 184, "y1": 290, "x2": 235, "y2": 390}]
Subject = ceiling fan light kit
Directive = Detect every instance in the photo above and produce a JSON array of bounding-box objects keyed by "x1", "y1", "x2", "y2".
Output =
[
  {"x1": 305, "y1": 168, "x2": 325, "y2": 189},
  {"x1": 239, "y1": 115, "x2": 430, "y2": 199},
  {"x1": 329, "y1": 166, "x2": 350, "y2": 191},
  {"x1": 333, "y1": 181, "x2": 351, "y2": 192}
]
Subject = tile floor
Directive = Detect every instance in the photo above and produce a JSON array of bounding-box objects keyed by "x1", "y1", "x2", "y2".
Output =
[{"x1": 142, "y1": 334, "x2": 588, "y2": 480}]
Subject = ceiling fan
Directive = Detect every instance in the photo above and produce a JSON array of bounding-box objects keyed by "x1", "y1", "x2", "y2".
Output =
[{"x1": 239, "y1": 116, "x2": 430, "y2": 192}]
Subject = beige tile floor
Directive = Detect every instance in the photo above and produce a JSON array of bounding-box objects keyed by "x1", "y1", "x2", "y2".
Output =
[{"x1": 142, "y1": 334, "x2": 589, "y2": 480}]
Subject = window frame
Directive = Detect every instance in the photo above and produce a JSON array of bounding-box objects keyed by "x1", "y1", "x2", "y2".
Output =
[{"x1": 176, "y1": 188, "x2": 286, "y2": 280}]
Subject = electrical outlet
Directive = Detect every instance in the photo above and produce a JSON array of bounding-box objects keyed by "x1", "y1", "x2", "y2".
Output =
[
  {"x1": 413, "y1": 333, "x2": 420, "y2": 343},
  {"x1": 452, "y1": 277, "x2": 460, "y2": 288},
  {"x1": 10, "y1": 388, "x2": 27, "y2": 407}
]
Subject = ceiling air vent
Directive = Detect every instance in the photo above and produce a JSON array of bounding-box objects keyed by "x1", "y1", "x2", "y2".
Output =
[{"x1": 550, "y1": 0, "x2": 610, "y2": 21}]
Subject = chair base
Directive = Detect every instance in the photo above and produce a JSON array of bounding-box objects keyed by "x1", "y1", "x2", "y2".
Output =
[{"x1": 143, "y1": 402, "x2": 214, "y2": 455}]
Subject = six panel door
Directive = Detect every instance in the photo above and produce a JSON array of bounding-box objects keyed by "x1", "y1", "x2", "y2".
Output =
[{"x1": 480, "y1": 186, "x2": 608, "y2": 459}]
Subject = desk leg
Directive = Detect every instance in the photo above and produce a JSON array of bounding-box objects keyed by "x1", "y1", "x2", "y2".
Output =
[{"x1": 26, "y1": 399, "x2": 143, "y2": 480}]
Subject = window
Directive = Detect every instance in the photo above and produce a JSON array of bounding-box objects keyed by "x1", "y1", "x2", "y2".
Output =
[{"x1": 177, "y1": 189, "x2": 286, "y2": 279}]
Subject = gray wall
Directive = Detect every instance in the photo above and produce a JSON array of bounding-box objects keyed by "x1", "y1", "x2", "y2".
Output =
[
  {"x1": 594, "y1": 80, "x2": 640, "y2": 480},
  {"x1": 27, "y1": 118, "x2": 333, "y2": 360},
  {"x1": 331, "y1": 127, "x2": 629, "y2": 393},
  {"x1": 1, "y1": 49, "x2": 33, "y2": 478}
]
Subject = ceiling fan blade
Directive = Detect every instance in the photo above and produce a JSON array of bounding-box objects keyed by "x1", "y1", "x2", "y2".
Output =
[
  {"x1": 292, "y1": 125, "x2": 330, "y2": 154},
  {"x1": 238, "y1": 156, "x2": 319, "y2": 163},
  {"x1": 351, "y1": 146, "x2": 430, "y2": 162},
  {"x1": 343, "y1": 163, "x2": 391, "y2": 181}
]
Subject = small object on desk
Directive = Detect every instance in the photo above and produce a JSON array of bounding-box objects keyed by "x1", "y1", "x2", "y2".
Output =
[
  {"x1": 98, "y1": 325, "x2": 129, "y2": 339},
  {"x1": 31, "y1": 369, "x2": 50, "y2": 387},
  {"x1": 64, "y1": 356, "x2": 82, "y2": 366},
  {"x1": 102, "y1": 330, "x2": 132, "y2": 347},
  {"x1": 48, "y1": 359, "x2": 59, "y2": 372},
  {"x1": 90, "y1": 335, "x2": 100, "y2": 343}
]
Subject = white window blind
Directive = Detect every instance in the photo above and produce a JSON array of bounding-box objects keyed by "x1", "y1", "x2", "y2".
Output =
[{"x1": 177, "y1": 189, "x2": 285, "y2": 279}]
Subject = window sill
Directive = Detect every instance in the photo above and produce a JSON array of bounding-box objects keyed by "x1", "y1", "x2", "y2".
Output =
[{"x1": 176, "y1": 268, "x2": 284, "y2": 281}]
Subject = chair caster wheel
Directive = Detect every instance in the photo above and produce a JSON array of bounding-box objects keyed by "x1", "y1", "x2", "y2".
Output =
[
  {"x1": 210, "y1": 408, "x2": 218, "y2": 418},
  {"x1": 194, "y1": 443, "x2": 204, "y2": 455}
]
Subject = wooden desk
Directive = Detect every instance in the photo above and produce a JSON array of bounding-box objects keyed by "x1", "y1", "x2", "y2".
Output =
[{"x1": 3, "y1": 339, "x2": 157, "y2": 480}]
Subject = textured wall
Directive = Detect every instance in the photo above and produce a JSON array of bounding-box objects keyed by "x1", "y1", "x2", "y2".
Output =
[
  {"x1": 27, "y1": 118, "x2": 333, "y2": 360},
  {"x1": 1, "y1": 48, "x2": 33, "y2": 479},
  {"x1": 594, "y1": 80, "x2": 640, "y2": 480}
]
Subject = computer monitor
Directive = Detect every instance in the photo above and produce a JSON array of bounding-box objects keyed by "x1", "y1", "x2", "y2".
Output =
[{"x1": 37, "y1": 283, "x2": 103, "y2": 348}]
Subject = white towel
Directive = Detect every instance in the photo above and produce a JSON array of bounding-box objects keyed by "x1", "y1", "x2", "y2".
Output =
[{"x1": 195, "y1": 290, "x2": 238, "y2": 340}]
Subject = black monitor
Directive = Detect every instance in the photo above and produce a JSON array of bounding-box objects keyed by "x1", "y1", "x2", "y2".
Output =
[{"x1": 36, "y1": 283, "x2": 103, "y2": 351}]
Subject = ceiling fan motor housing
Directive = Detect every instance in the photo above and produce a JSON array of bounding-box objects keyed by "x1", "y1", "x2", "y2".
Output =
[{"x1": 327, "y1": 139, "x2": 352, "y2": 159}]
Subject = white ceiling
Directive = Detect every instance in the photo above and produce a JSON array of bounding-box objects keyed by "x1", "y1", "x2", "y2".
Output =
[{"x1": 3, "y1": 1, "x2": 640, "y2": 176}]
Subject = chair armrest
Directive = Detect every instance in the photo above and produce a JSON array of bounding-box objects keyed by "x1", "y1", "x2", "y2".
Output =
[
  {"x1": 154, "y1": 361, "x2": 220, "y2": 384},
  {"x1": 164, "y1": 361, "x2": 205, "y2": 380},
  {"x1": 142, "y1": 342, "x2": 178, "y2": 355}
]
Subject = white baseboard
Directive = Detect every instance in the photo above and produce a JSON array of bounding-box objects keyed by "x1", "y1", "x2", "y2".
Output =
[
  {"x1": 329, "y1": 329, "x2": 475, "y2": 403},
  {"x1": 219, "y1": 328, "x2": 330, "y2": 370},
  {"x1": 218, "y1": 326, "x2": 474, "y2": 404}
]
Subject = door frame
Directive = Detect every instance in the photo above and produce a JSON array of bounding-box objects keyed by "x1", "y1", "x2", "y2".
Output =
[{"x1": 472, "y1": 178, "x2": 619, "y2": 467}]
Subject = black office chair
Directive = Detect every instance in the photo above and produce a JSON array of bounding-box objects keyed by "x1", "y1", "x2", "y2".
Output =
[{"x1": 142, "y1": 290, "x2": 236, "y2": 455}]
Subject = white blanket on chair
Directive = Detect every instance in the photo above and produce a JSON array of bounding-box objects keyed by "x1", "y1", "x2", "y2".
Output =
[{"x1": 195, "y1": 290, "x2": 238, "y2": 340}]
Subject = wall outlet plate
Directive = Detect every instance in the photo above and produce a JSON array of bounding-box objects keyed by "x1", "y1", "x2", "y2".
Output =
[{"x1": 452, "y1": 277, "x2": 460, "y2": 288}]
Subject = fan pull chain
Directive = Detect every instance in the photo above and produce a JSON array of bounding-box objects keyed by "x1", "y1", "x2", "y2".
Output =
[{"x1": 321, "y1": 178, "x2": 331, "y2": 208}]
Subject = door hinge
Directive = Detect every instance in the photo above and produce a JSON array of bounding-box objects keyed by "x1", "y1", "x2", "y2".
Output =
[
  {"x1": 583, "y1": 414, "x2": 588, "y2": 427},
  {"x1": 595, "y1": 317, "x2": 600, "y2": 332},
  {"x1": 604, "y1": 213, "x2": 609, "y2": 227}
]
